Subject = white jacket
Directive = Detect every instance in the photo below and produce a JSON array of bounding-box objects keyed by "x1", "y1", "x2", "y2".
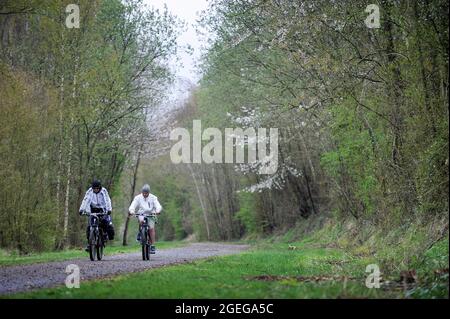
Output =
[
  {"x1": 79, "y1": 187, "x2": 112, "y2": 213},
  {"x1": 129, "y1": 193, "x2": 162, "y2": 215}
]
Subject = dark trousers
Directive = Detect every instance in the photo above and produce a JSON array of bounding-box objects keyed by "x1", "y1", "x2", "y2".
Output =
[{"x1": 86, "y1": 215, "x2": 114, "y2": 240}]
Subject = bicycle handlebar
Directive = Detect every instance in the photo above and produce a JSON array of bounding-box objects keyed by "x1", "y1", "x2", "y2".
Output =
[
  {"x1": 129, "y1": 212, "x2": 158, "y2": 217},
  {"x1": 82, "y1": 211, "x2": 106, "y2": 216}
]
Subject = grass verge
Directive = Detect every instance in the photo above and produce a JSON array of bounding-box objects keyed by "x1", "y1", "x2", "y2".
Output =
[{"x1": 8, "y1": 237, "x2": 448, "y2": 299}]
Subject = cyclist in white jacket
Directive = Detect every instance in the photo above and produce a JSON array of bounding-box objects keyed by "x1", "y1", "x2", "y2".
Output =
[
  {"x1": 128, "y1": 184, "x2": 162, "y2": 254},
  {"x1": 79, "y1": 180, "x2": 115, "y2": 251}
]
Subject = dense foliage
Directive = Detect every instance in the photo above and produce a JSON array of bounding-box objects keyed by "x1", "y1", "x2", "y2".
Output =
[
  {"x1": 0, "y1": 0, "x2": 448, "y2": 264},
  {"x1": 0, "y1": 0, "x2": 180, "y2": 251},
  {"x1": 156, "y1": 0, "x2": 448, "y2": 248}
]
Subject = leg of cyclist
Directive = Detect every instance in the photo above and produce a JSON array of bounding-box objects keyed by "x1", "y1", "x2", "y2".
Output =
[
  {"x1": 83, "y1": 208, "x2": 92, "y2": 252},
  {"x1": 137, "y1": 216, "x2": 144, "y2": 242},
  {"x1": 85, "y1": 225, "x2": 90, "y2": 252},
  {"x1": 100, "y1": 216, "x2": 109, "y2": 240},
  {"x1": 149, "y1": 218, "x2": 156, "y2": 254}
]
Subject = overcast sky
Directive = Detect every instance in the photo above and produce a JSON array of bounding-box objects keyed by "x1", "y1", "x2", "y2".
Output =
[{"x1": 143, "y1": 0, "x2": 209, "y2": 84}]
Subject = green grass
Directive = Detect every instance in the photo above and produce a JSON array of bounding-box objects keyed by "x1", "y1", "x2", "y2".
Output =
[
  {"x1": 406, "y1": 238, "x2": 449, "y2": 299},
  {"x1": 3, "y1": 228, "x2": 447, "y2": 299},
  {"x1": 0, "y1": 241, "x2": 186, "y2": 267},
  {"x1": 10, "y1": 238, "x2": 447, "y2": 299}
]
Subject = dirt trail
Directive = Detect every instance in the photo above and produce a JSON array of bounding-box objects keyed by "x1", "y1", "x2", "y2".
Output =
[{"x1": 0, "y1": 242, "x2": 249, "y2": 295}]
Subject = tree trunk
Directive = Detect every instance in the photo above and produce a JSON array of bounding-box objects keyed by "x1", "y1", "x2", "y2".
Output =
[
  {"x1": 54, "y1": 76, "x2": 64, "y2": 249},
  {"x1": 122, "y1": 146, "x2": 142, "y2": 245},
  {"x1": 384, "y1": 2, "x2": 404, "y2": 166},
  {"x1": 59, "y1": 57, "x2": 77, "y2": 249},
  {"x1": 61, "y1": 136, "x2": 73, "y2": 248},
  {"x1": 187, "y1": 163, "x2": 210, "y2": 240},
  {"x1": 414, "y1": 1, "x2": 437, "y2": 136}
]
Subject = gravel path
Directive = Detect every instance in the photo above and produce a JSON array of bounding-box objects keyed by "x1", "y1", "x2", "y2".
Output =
[{"x1": 0, "y1": 243, "x2": 249, "y2": 295}]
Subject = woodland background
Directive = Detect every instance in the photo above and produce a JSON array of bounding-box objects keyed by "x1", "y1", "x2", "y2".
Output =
[{"x1": 0, "y1": 1, "x2": 448, "y2": 273}]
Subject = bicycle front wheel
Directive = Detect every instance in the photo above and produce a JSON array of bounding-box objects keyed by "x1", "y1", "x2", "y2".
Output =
[
  {"x1": 141, "y1": 228, "x2": 149, "y2": 260},
  {"x1": 89, "y1": 229, "x2": 97, "y2": 261},
  {"x1": 97, "y1": 233, "x2": 104, "y2": 261}
]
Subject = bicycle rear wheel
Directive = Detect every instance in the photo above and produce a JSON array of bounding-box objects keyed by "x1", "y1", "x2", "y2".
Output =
[{"x1": 145, "y1": 244, "x2": 150, "y2": 260}]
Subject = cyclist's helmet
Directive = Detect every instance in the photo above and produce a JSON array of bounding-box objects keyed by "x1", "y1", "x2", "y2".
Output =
[
  {"x1": 142, "y1": 184, "x2": 150, "y2": 193},
  {"x1": 92, "y1": 180, "x2": 102, "y2": 189}
]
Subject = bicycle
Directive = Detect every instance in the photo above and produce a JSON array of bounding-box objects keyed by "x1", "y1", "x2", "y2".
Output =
[
  {"x1": 82, "y1": 210, "x2": 108, "y2": 261},
  {"x1": 130, "y1": 211, "x2": 157, "y2": 260}
]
